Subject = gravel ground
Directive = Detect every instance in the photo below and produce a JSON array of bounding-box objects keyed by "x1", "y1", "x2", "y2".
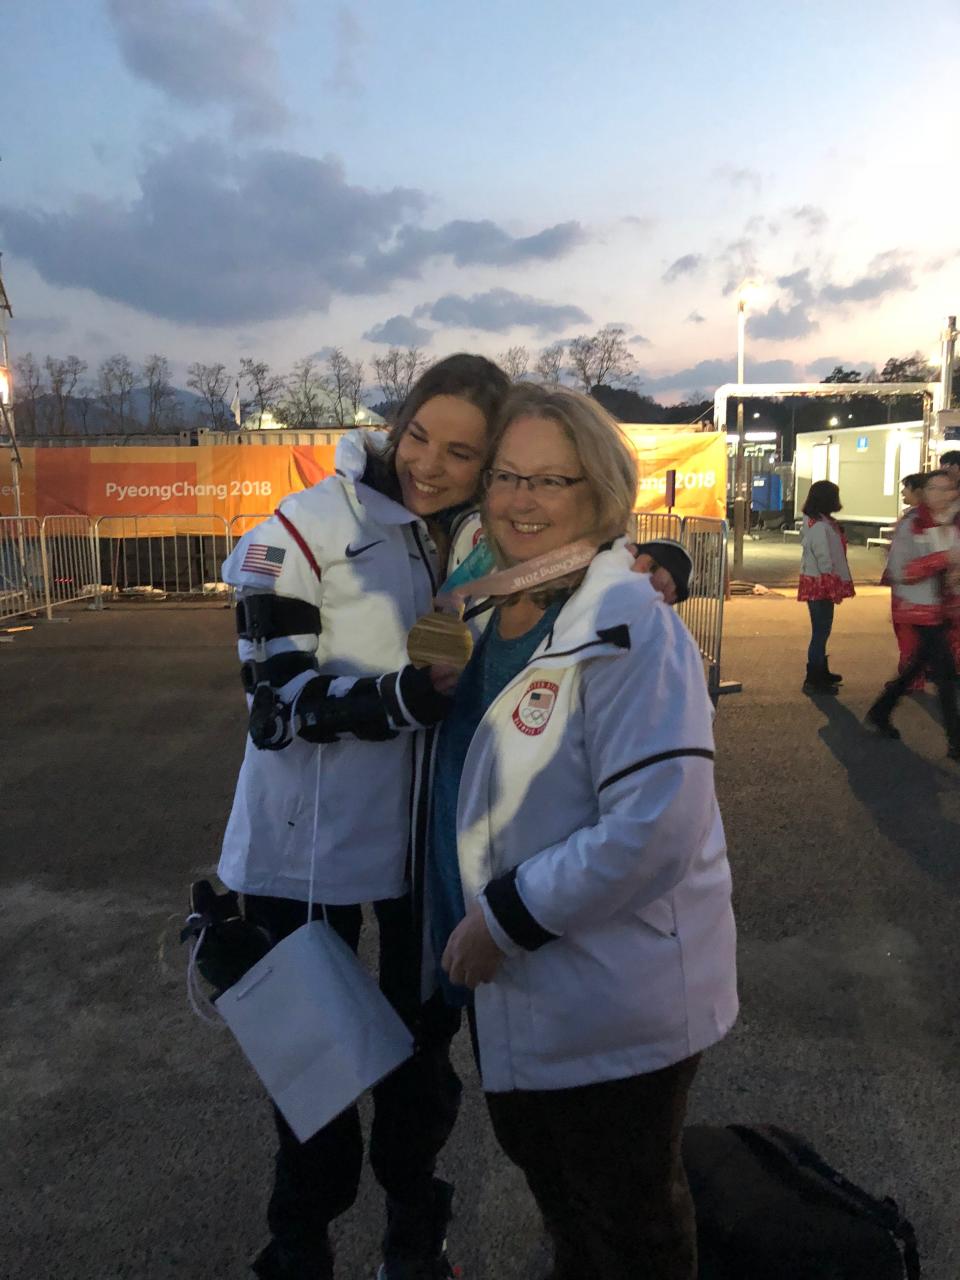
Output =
[{"x1": 1, "y1": 596, "x2": 957, "y2": 1279}]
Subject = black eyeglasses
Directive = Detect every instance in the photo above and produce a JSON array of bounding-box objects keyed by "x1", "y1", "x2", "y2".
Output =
[{"x1": 484, "y1": 468, "x2": 586, "y2": 496}]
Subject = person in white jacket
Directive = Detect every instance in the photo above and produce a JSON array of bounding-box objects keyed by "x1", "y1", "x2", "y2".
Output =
[
  {"x1": 434, "y1": 386, "x2": 738, "y2": 1280},
  {"x1": 797, "y1": 480, "x2": 855, "y2": 695},
  {"x1": 219, "y1": 354, "x2": 510, "y2": 1280}
]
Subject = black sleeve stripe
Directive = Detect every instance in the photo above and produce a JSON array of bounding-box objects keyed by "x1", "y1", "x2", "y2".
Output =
[
  {"x1": 484, "y1": 868, "x2": 559, "y2": 952},
  {"x1": 598, "y1": 747, "x2": 715, "y2": 794}
]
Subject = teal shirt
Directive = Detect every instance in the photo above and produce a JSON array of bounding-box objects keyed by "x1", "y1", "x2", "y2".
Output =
[{"x1": 428, "y1": 602, "x2": 563, "y2": 1005}]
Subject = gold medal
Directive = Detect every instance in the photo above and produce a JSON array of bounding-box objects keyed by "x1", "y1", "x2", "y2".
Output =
[
  {"x1": 407, "y1": 610, "x2": 475, "y2": 670},
  {"x1": 407, "y1": 539, "x2": 600, "y2": 671}
]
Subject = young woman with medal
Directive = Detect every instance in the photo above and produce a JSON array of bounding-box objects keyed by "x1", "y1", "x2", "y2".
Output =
[
  {"x1": 218, "y1": 353, "x2": 509, "y2": 1280},
  {"x1": 428, "y1": 386, "x2": 738, "y2": 1280}
]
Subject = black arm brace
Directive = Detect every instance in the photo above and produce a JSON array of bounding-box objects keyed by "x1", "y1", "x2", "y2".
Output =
[
  {"x1": 236, "y1": 590, "x2": 451, "y2": 748},
  {"x1": 296, "y1": 676, "x2": 396, "y2": 743},
  {"x1": 236, "y1": 593, "x2": 321, "y2": 642},
  {"x1": 237, "y1": 593, "x2": 324, "y2": 751},
  {"x1": 295, "y1": 666, "x2": 452, "y2": 745}
]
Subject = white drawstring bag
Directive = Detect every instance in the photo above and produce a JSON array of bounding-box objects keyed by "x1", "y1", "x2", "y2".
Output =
[{"x1": 214, "y1": 754, "x2": 414, "y2": 1141}]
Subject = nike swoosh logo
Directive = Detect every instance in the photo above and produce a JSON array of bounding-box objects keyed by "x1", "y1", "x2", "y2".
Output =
[{"x1": 345, "y1": 540, "x2": 384, "y2": 559}]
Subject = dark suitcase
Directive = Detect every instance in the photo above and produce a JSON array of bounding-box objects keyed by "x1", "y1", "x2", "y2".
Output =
[{"x1": 683, "y1": 1124, "x2": 920, "y2": 1279}]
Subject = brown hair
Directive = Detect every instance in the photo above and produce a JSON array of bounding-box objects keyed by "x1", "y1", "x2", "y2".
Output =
[
  {"x1": 920, "y1": 469, "x2": 954, "y2": 489},
  {"x1": 364, "y1": 353, "x2": 510, "y2": 500},
  {"x1": 802, "y1": 480, "x2": 842, "y2": 518}
]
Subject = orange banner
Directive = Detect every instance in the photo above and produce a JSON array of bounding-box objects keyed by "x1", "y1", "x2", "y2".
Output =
[
  {"x1": 622, "y1": 427, "x2": 726, "y2": 519},
  {"x1": 0, "y1": 432, "x2": 726, "y2": 523},
  {"x1": 0, "y1": 445, "x2": 338, "y2": 523}
]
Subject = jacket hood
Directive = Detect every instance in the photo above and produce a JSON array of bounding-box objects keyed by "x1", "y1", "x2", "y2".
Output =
[
  {"x1": 535, "y1": 540, "x2": 661, "y2": 660},
  {"x1": 324, "y1": 429, "x2": 417, "y2": 527},
  {"x1": 334, "y1": 428, "x2": 388, "y2": 481}
]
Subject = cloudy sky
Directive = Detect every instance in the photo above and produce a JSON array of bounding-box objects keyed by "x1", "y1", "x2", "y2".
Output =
[{"x1": 2, "y1": 0, "x2": 959, "y2": 401}]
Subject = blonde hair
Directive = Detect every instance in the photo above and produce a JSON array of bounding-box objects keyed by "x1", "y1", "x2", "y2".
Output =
[{"x1": 483, "y1": 384, "x2": 638, "y2": 572}]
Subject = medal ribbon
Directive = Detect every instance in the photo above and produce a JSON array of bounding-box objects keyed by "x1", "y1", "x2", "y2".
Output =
[{"x1": 436, "y1": 539, "x2": 598, "y2": 615}]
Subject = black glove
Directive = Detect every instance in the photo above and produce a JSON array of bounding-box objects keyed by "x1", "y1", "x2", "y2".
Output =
[
  {"x1": 397, "y1": 664, "x2": 454, "y2": 726},
  {"x1": 249, "y1": 683, "x2": 293, "y2": 750}
]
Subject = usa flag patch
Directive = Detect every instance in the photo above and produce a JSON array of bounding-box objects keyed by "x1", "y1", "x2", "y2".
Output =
[{"x1": 241, "y1": 544, "x2": 286, "y2": 578}]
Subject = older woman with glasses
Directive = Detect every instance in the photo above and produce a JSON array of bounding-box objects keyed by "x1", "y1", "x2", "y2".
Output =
[{"x1": 425, "y1": 385, "x2": 738, "y2": 1280}]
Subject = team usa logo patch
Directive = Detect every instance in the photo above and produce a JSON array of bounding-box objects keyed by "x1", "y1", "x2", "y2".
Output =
[{"x1": 512, "y1": 680, "x2": 559, "y2": 736}]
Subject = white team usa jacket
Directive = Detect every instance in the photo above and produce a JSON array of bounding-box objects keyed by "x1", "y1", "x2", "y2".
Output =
[
  {"x1": 219, "y1": 431, "x2": 480, "y2": 905},
  {"x1": 458, "y1": 544, "x2": 738, "y2": 1091}
]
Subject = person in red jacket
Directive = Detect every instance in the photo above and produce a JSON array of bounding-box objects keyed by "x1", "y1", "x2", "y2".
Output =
[
  {"x1": 886, "y1": 473, "x2": 925, "y2": 691},
  {"x1": 867, "y1": 470, "x2": 960, "y2": 758},
  {"x1": 944, "y1": 453, "x2": 960, "y2": 674}
]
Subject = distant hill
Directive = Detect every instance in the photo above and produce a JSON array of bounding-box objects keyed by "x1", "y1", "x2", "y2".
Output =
[
  {"x1": 13, "y1": 386, "x2": 212, "y2": 438},
  {"x1": 14, "y1": 385, "x2": 383, "y2": 439}
]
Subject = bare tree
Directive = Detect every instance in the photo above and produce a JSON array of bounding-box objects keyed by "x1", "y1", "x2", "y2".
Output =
[
  {"x1": 534, "y1": 342, "x2": 565, "y2": 385},
  {"x1": 98, "y1": 354, "x2": 138, "y2": 430},
  {"x1": 187, "y1": 362, "x2": 231, "y2": 429},
  {"x1": 821, "y1": 366, "x2": 863, "y2": 384},
  {"x1": 372, "y1": 347, "x2": 428, "y2": 413},
  {"x1": 44, "y1": 355, "x2": 87, "y2": 435},
  {"x1": 75, "y1": 384, "x2": 97, "y2": 432},
  {"x1": 326, "y1": 350, "x2": 369, "y2": 427},
  {"x1": 143, "y1": 354, "x2": 177, "y2": 432},
  {"x1": 276, "y1": 356, "x2": 331, "y2": 428},
  {"x1": 593, "y1": 326, "x2": 637, "y2": 388},
  {"x1": 878, "y1": 354, "x2": 937, "y2": 383},
  {"x1": 567, "y1": 335, "x2": 598, "y2": 392},
  {"x1": 325, "y1": 348, "x2": 354, "y2": 427},
  {"x1": 347, "y1": 357, "x2": 366, "y2": 425},
  {"x1": 13, "y1": 353, "x2": 43, "y2": 434},
  {"x1": 567, "y1": 326, "x2": 635, "y2": 392},
  {"x1": 240, "y1": 358, "x2": 285, "y2": 428},
  {"x1": 498, "y1": 346, "x2": 530, "y2": 382}
]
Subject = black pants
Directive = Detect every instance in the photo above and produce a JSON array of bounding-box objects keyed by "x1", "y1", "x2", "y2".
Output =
[
  {"x1": 485, "y1": 1054, "x2": 701, "y2": 1280},
  {"x1": 872, "y1": 622, "x2": 960, "y2": 748},
  {"x1": 243, "y1": 893, "x2": 462, "y2": 1265}
]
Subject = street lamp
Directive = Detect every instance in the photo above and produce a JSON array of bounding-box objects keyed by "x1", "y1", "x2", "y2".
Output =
[{"x1": 732, "y1": 280, "x2": 760, "y2": 571}]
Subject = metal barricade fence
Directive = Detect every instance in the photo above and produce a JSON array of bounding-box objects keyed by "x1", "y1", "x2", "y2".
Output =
[
  {"x1": 678, "y1": 516, "x2": 729, "y2": 700},
  {"x1": 228, "y1": 513, "x2": 274, "y2": 547},
  {"x1": 40, "y1": 516, "x2": 99, "y2": 616},
  {"x1": 631, "y1": 512, "x2": 683, "y2": 544},
  {"x1": 95, "y1": 515, "x2": 232, "y2": 599},
  {"x1": 0, "y1": 516, "x2": 44, "y2": 623}
]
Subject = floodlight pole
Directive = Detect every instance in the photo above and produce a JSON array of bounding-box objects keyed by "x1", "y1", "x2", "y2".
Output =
[
  {"x1": 732, "y1": 298, "x2": 747, "y2": 572},
  {"x1": 0, "y1": 268, "x2": 20, "y2": 519},
  {"x1": 922, "y1": 315, "x2": 957, "y2": 468},
  {"x1": 0, "y1": 401, "x2": 22, "y2": 518}
]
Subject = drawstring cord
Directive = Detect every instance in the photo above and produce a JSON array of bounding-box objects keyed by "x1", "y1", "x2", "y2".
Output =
[{"x1": 188, "y1": 741, "x2": 326, "y2": 1025}]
